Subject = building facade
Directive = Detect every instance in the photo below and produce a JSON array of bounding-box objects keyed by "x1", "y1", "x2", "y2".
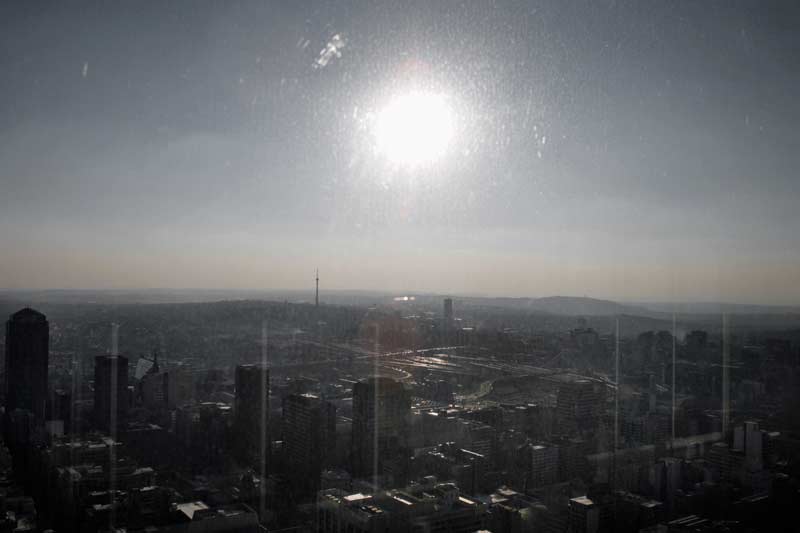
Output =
[
  {"x1": 352, "y1": 377, "x2": 411, "y2": 480},
  {"x1": 4, "y1": 308, "x2": 49, "y2": 422}
]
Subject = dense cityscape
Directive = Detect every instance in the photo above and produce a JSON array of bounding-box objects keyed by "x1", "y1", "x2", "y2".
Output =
[{"x1": 1, "y1": 290, "x2": 799, "y2": 532}]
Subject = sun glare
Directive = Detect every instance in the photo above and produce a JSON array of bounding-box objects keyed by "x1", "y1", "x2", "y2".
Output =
[{"x1": 374, "y1": 91, "x2": 455, "y2": 168}]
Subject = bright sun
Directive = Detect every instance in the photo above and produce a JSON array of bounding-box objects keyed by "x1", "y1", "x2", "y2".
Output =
[{"x1": 374, "y1": 91, "x2": 455, "y2": 168}]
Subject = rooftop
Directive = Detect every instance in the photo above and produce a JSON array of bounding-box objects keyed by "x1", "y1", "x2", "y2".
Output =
[
  {"x1": 176, "y1": 501, "x2": 209, "y2": 520},
  {"x1": 10, "y1": 307, "x2": 46, "y2": 320},
  {"x1": 570, "y1": 496, "x2": 595, "y2": 507}
]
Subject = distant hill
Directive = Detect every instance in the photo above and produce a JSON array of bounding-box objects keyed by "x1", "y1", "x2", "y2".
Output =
[
  {"x1": 0, "y1": 288, "x2": 388, "y2": 306},
  {"x1": 524, "y1": 296, "x2": 652, "y2": 316},
  {"x1": 636, "y1": 301, "x2": 800, "y2": 315},
  {"x1": 456, "y1": 296, "x2": 800, "y2": 332},
  {"x1": 462, "y1": 295, "x2": 654, "y2": 317}
]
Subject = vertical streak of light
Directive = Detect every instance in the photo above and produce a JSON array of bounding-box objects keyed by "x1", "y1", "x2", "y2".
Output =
[
  {"x1": 109, "y1": 322, "x2": 119, "y2": 531},
  {"x1": 111, "y1": 323, "x2": 119, "y2": 357},
  {"x1": 70, "y1": 350, "x2": 79, "y2": 464},
  {"x1": 722, "y1": 313, "x2": 730, "y2": 438},
  {"x1": 160, "y1": 331, "x2": 167, "y2": 371},
  {"x1": 260, "y1": 320, "x2": 268, "y2": 521},
  {"x1": 672, "y1": 312, "x2": 677, "y2": 444},
  {"x1": 614, "y1": 317, "x2": 620, "y2": 488},
  {"x1": 373, "y1": 323, "x2": 379, "y2": 490}
]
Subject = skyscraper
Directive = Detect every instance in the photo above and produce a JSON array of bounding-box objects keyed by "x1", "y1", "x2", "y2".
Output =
[
  {"x1": 443, "y1": 298, "x2": 454, "y2": 324},
  {"x1": 140, "y1": 369, "x2": 169, "y2": 410},
  {"x1": 4, "y1": 308, "x2": 49, "y2": 422},
  {"x1": 283, "y1": 393, "x2": 336, "y2": 491},
  {"x1": 234, "y1": 364, "x2": 270, "y2": 468},
  {"x1": 519, "y1": 443, "x2": 559, "y2": 488},
  {"x1": 94, "y1": 355, "x2": 129, "y2": 433},
  {"x1": 442, "y1": 297, "x2": 455, "y2": 345},
  {"x1": 556, "y1": 378, "x2": 604, "y2": 434},
  {"x1": 351, "y1": 377, "x2": 410, "y2": 479}
]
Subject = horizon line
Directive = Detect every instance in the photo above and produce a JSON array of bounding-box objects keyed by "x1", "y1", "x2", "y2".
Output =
[{"x1": 0, "y1": 287, "x2": 798, "y2": 308}]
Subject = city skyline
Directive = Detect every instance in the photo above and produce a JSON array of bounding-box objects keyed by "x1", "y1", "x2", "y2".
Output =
[{"x1": 2, "y1": 295, "x2": 796, "y2": 531}]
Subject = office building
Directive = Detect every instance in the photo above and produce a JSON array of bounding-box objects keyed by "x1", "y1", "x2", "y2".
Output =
[
  {"x1": 444, "y1": 298, "x2": 454, "y2": 324},
  {"x1": 568, "y1": 496, "x2": 600, "y2": 533},
  {"x1": 94, "y1": 355, "x2": 129, "y2": 433},
  {"x1": 140, "y1": 371, "x2": 168, "y2": 408},
  {"x1": 283, "y1": 393, "x2": 336, "y2": 494},
  {"x1": 521, "y1": 443, "x2": 559, "y2": 488},
  {"x1": 234, "y1": 364, "x2": 270, "y2": 468},
  {"x1": 283, "y1": 393, "x2": 336, "y2": 469},
  {"x1": 4, "y1": 308, "x2": 49, "y2": 422},
  {"x1": 351, "y1": 377, "x2": 410, "y2": 479},
  {"x1": 556, "y1": 378, "x2": 604, "y2": 433}
]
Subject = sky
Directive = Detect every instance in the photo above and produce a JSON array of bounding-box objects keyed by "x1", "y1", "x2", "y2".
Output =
[{"x1": 1, "y1": 1, "x2": 799, "y2": 303}]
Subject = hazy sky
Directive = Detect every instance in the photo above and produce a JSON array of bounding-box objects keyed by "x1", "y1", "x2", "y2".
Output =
[{"x1": 1, "y1": 1, "x2": 799, "y2": 303}]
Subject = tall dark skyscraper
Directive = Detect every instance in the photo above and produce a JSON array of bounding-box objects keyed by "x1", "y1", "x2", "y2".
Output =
[
  {"x1": 4, "y1": 308, "x2": 49, "y2": 422},
  {"x1": 94, "y1": 355, "x2": 129, "y2": 433},
  {"x1": 442, "y1": 298, "x2": 455, "y2": 343},
  {"x1": 234, "y1": 364, "x2": 270, "y2": 468},
  {"x1": 351, "y1": 377, "x2": 410, "y2": 479},
  {"x1": 283, "y1": 393, "x2": 336, "y2": 491},
  {"x1": 443, "y1": 298, "x2": 454, "y2": 324}
]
